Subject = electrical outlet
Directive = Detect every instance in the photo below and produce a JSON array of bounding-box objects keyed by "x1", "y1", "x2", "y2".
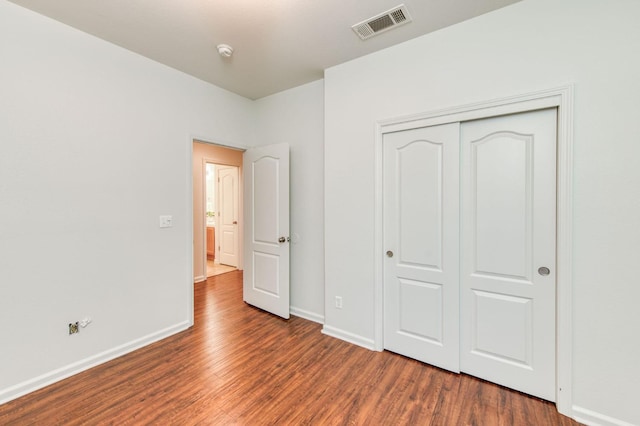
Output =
[
  {"x1": 335, "y1": 296, "x2": 343, "y2": 309},
  {"x1": 69, "y1": 322, "x2": 79, "y2": 335}
]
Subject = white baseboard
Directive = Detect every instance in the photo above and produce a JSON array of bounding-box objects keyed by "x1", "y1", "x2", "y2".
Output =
[
  {"x1": 0, "y1": 321, "x2": 191, "y2": 405},
  {"x1": 321, "y1": 325, "x2": 376, "y2": 350},
  {"x1": 290, "y1": 306, "x2": 324, "y2": 324},
  {"x1": 573, "y1": 405, "x2": 636, "y2": 426},
  {"x1": 193, "y1": 275, "x2": 206, "y2": 283}
]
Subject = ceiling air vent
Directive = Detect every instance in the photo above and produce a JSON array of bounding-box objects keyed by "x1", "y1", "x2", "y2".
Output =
[{"x1": 352, "y1": 4, "x2": 412, "y2": 40}]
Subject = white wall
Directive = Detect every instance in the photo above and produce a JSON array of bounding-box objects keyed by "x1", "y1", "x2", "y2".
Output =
[
  {"x1": 254, "y1": 81, "x2": 325, "y2": 322},
  {"x1": 0, "y1": 0, "x2": 254, "y2": 402},
  {"x1": 323, "y1": 0, "x2": 640, "y2": 424}
]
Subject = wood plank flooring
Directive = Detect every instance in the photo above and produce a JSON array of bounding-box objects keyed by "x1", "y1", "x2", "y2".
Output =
[{"x1": 0, "y1": 271, "x2": 580, "y2": 425}]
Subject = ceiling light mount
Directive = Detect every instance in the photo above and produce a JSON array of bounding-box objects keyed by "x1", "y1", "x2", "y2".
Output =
[{"x1": 217, "y1": 44, "x2": 234, "y2": 58}]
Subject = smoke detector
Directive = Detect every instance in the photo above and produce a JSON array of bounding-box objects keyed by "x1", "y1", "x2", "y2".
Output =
[
  {"x1": 352, "y1": 4, "x2": 412, "y2": 40},
  {"x1": 217, "y1": 44, "x2": 234, "y2": 58}
]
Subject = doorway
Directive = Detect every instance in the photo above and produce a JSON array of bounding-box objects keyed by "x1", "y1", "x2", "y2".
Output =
[
  {"x1": 192, "y1": 141, "x2": 243, "y2": 283},
  {"x1": 191, "y1": 140, "x2": 292, "y2": 319}
]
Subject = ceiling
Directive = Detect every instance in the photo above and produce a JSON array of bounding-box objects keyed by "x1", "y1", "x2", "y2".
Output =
[{"x1": 9, "y1": 0, "x2": 521, "y2": 100}]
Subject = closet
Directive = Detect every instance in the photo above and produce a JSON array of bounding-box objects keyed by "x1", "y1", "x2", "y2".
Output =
[{"x1": 383, "y1": 108, "x2": 557, "y2": 401}]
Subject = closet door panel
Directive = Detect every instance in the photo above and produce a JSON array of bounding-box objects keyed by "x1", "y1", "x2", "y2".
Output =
[
  {"x1": 460, "y1": 109, "x2": 557, "y2": 401},
  {"x1": 383, "y1": 123, "x2": 460, "y2": 372}
]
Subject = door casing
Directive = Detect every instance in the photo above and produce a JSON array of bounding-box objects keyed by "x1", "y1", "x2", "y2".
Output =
[{"x1": 374, "y1": 85, "x2": 574, "y2": 416}]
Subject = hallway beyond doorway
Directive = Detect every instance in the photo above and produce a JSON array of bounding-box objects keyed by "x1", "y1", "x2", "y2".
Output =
[{"x1": 206, "y1": 260, "x2": 236, "y2": 277}]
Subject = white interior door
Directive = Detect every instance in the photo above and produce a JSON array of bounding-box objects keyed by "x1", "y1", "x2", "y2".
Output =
[
  {"x1": 243, "y1": 143, "x2": 290, "y2": 319},
  {"x1": 217, "y1": 166, "x2": 239, "y2": 267},
  {"x1": 383, "y1": 123, "x2": 460, "y2": 372},
  {"x1": 460, "y1": 108, "x2": 557, "y2": 401}
]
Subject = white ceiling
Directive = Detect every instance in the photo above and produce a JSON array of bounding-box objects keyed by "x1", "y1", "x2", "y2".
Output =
[{"x1": 9, "y1": 0, "x2": 521, "y2": 100}]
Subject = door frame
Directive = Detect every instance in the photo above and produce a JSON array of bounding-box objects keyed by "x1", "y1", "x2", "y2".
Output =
[
  {"x1": 200, "y1": 157, "x2": 244, "y2": 281},
  {"x1": 202, "y1": 161, "x2": 241, "y2": 271},
  {"x1": 373, "y1": 85, "x2": 574, "y2": 416},
  {"x1": 188, "y1": 137, "x2": 246, "y2": 326}
]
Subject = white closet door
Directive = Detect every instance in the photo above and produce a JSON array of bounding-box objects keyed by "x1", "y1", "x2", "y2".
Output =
[
  {"x1": 460, "y1": 108, "x2": 557, "y2": 401},
  {"x1": 383, "y1": 123, "x2": 460, "y2": 372}
]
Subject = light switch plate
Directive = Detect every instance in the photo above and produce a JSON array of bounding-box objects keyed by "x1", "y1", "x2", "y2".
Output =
[{"x1": 159, "y1": 215, "x2": 173, "y2": 228}]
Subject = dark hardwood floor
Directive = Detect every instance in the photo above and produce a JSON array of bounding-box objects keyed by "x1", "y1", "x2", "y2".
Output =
[{"x1": 0, "y1": 271, "x2": 580, "y2": 425}]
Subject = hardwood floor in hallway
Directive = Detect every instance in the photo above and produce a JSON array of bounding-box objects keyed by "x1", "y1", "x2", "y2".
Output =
[{"x1": 0, "y1": 271, "x2": 580, "y2": 425}]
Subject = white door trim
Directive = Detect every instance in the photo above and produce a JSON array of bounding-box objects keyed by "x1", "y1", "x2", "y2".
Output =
[{"x1": 373, "y1": 85, "x2": 574, "y2": 417}]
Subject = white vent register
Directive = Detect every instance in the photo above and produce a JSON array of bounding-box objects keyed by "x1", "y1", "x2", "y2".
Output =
[{"x1": 352, "y1": 4, "x2": 412, "y2": 40}]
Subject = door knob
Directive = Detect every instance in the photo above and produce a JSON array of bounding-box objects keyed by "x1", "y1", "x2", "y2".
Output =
[
  {"x1": 386, "y1": 250, "x2": 394, "y2": 258},
  {"x1": 278, "y1": 237, "x2": 290, "y2": 243},
  {"x1": 538, "y1": 266, "x2": 550, "y2": 276},
  {"x1": 233, "y1": 221, "x2": 237, "y2": 224}
]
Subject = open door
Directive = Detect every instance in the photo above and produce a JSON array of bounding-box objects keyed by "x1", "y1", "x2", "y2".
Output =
[
  {"x1": 217, "y1": 166, "x2": 239, "y2": 267},
  {"x1": 243, "y1": 143, "x2": 290, "y2": 319}
]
